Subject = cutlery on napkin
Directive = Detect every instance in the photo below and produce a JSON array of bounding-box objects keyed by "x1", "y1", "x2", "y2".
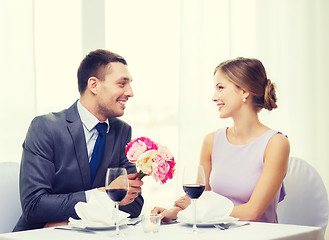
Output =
[
  {"x1": 68, "y1": 190, "x2": 130, "y2": 228},
  {"x1": 177, "y1": 191, "x2": 236, "y2": 224}
]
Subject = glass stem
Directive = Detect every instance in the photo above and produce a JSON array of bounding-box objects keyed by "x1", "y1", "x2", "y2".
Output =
[
  {"x1": 192, "y1": 199, "x2": 197, "y2": 232},
  {"x1": 115, "y1": 202, "x2": 120, "y2": 235}
]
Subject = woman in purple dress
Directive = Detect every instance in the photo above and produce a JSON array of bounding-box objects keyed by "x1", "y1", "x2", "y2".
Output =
[{"x1": 152, "y1": 57, "x2": 290, "y2": 223}]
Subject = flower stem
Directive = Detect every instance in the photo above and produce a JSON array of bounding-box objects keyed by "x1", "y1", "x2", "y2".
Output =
[{"x1": 136, "y1": 171, "x2": 147, "y2": 180}]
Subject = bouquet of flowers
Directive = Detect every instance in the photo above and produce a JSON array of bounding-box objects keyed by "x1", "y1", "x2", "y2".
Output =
[{"x1": 125, "y1": 137, "x2": 176, "y2": 184}]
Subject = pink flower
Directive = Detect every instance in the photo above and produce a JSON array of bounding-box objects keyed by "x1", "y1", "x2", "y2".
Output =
[
  {"x1": 125, "y1": 136, "x2": 175, "y2": 184},
  {"x1": 157, "y1": 145, "x2": 173, "y2": 160},
  {"x1": 126, "y1": 140, "x2": 147, "y2": 162},
  {"x1": 152, "y1": 154, "x2": 169, "y2": 182},
  {"x1": 164, "y1": 158, "x2": 176, "y2": 183},
  {"x1": 136, "y1": 137, "x2": 158, "y2": 151}
]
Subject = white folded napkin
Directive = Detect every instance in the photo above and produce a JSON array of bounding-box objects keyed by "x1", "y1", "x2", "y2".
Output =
[
  {"x1": 177, "y1": 191, "x2": 235, "y2": 224},
  {"x1": 68, "y1": 190, "x2": 130, "y2": 228}
]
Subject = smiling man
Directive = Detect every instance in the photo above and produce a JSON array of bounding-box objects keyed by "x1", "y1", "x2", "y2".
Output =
[{"x1": 14, "y1": 49, "x2": 144, "y2": 231}]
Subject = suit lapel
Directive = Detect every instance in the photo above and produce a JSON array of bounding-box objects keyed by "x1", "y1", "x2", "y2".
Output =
[{"x1": 66, "y1": 101, "x2": 91, "y2": 189}]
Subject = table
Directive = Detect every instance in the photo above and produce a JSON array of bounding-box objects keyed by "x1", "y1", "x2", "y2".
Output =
[{"x1": 0, "y1": 222, "x2": 324, "y2": 240}]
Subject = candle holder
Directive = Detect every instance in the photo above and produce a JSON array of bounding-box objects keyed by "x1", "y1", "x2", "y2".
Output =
[{"x1": 141, "y1": 214, "x2": 161, "y2": 233}]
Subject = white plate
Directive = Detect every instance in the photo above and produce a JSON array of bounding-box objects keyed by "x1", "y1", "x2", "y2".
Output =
[
  {"x1": 177, "y1": 216, "x2": 239, "y2": 227},
  {"x1": 68, "y1": 218, "x2": 129, "y2": 230},
  {"x1": 85, "y1": 223, "x2": 118, "y2": 230}
]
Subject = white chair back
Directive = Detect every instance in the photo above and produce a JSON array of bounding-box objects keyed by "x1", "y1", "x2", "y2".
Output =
[
  {"x1": 277, "y1": 156, "x2": 329, "y2": 232},
  {"x1": 0, "y1": 162, "x2": 22, "y2": 233}
]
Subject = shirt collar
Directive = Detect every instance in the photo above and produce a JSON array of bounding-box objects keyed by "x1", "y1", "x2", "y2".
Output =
[{"x1": 77, "y1": 100, "x2": 109, "y2": 133}]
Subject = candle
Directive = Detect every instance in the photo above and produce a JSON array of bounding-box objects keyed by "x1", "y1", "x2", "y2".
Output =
[
  {"x1": 143, "y1": 222, "x2": 158, "y2": 233},
  {"x1": 142, "y1": 215, "x2": 161, "y2": 233}
]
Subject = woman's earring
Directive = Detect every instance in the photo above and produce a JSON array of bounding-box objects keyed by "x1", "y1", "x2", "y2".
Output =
[{"x1": 243, "y1": 98, "x2": 247, "y2": 103}]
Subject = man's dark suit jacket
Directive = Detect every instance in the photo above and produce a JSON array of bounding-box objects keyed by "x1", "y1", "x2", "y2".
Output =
[{"x1": 14, "y1": 101, "x2": 143, "y2": 231}]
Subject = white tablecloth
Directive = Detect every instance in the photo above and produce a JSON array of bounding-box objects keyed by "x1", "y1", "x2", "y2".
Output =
[{"x1": 0, "y1": 222, "x2": 324, "y2": 240}]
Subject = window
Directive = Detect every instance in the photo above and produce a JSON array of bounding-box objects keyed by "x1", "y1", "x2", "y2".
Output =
[{"x1": 105, "y1": 0, "x2": 181, "y2": 211}]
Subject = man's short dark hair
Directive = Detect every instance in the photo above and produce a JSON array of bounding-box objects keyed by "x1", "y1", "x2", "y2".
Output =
[{"x1": 77, "y1": 49, "x2": 127, "y2": 94}]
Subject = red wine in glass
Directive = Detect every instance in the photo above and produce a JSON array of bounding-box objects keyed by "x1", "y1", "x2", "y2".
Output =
[
  {"x1": 183, "y1": 184, "x2": 205, "y2": 199},
  {"x1": 105, "y1": 168, "x2": 128, "y2": 237},
  {"x1": 182, "y1": 165, "x2": 206, "y2": 233},
  {"x1": 106, "y1": 189, "x2": 128, "y2": 202}
]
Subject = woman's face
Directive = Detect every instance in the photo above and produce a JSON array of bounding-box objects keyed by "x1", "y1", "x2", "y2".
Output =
[{"x1": 212, "y1": 70, "x2": 245, "y2": 119}]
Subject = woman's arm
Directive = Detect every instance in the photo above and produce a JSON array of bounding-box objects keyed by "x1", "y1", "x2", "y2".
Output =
[
  {"x1": 200, "y1": 132, "x2": 215, "y2": 191},
  {"x1": 175, "y1": 132, "x2": 215, "y2": 209},
  {"x1": 151, "y1": 132, "x2": 216, "y2": 221},
  {"x1": 230, "y1": 133, "x2": 290, "y2": 221}
]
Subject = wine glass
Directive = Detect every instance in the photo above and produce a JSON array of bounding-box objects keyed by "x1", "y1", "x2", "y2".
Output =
[
  {"x1": 182, "y1": 165, "x2": 205, "y2": 233},
  {"x1": 105, "y1": 168, "x2": 128, "y2": 237}
]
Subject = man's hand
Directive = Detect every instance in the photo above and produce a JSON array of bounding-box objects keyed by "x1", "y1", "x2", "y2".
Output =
[
  {"x1": 44, "y1": 221, "x2": 68, "y2": 228},
  {"x1": 119, "y1": 173, "x2": 143, "y2": 206},
  {"x1": 98, "y1": 173, "x2": 143, "y2": 206}
]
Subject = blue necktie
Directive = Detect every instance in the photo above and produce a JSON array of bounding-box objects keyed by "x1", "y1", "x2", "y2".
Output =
[{"x1": 90, "y1": 122, "x2": 108, "y2": 184}]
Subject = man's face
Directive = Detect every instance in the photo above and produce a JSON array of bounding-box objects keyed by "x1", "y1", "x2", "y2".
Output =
[{"x1": 96, "y1": 62, "x2": 133, "y2": 119}]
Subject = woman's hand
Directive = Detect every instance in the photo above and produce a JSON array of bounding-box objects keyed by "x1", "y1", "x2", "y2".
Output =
[
  {"x1": 174, "y1": 195, "x2": 191, "y2": 210},
  {"x1": 151, "y1": 206, "x2": 182, "y2": 222}
]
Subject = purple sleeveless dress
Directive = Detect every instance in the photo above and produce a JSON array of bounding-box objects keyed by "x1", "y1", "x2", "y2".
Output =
[{"x1": 209, "y1": 128, "x2": 285, "y2": 223}]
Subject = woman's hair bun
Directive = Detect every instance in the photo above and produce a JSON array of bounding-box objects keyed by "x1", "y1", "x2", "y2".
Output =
[{"x1": 263, "y1": 79, "x2": 277, "y2": 111}]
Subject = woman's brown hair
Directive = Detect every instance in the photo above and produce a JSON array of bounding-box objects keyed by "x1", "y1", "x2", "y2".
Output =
[{"x1": 214, "y1": 57, "x2": 277, "y2": 111}]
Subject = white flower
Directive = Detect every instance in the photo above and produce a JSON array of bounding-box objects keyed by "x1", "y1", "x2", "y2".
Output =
[{"x1": 136, "y1": 150, "x2": 157, "y2": 174}]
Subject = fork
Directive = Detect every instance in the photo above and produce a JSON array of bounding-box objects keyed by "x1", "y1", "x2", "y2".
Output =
[
  {"x1": 214, "y1": 224, "x2": 228, "y2": 230},
  {"x1": 214, "y1": 222, "x2": 250, "y2": 230},
  {"x1": 54, "y1": 227, "x2": 96, "y2": 234}
]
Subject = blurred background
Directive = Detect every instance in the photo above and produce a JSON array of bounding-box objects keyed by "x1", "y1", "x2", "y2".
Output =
[{"x1": 1, "y1": 0, "x2": 329, "y2": 235}]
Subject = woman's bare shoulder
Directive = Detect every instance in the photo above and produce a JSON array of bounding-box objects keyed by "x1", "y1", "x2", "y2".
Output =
[
  {"x1": 268, "y1": 132, "x2": 290, "y2": 149},
  {"x1": 264, "y1": 132, "x2": 290, "y2": 164},
  {"x1": 203, "y1": 131, "x2": 216, "y2": 145}
]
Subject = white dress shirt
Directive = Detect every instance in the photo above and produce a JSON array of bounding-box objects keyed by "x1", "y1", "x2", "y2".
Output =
[
  {"x1": 77, "y1": 100, "x2": 109, "y2": 162},
  {"x1": 77, "y1": 100, "x2": 110, "y2": 201}
]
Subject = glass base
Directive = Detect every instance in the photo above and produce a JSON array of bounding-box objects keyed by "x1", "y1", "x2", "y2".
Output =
[
  {"x1": 185, "y1": 225, "x2": 203, "y2": 234},
  {"x1": 185, "y1": 229, "x2": 203, "y2": 234},
  {"x1": 108, "y1": 231, "x2": 125, "y2": 238}
]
